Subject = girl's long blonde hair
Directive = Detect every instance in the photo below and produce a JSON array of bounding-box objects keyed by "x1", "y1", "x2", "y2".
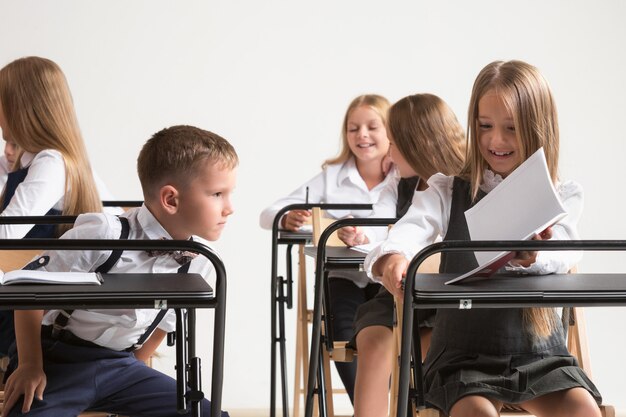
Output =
[
  {"x1": 464, "y1": 60, "x2": 561, "y2": 338},
  {"x1": 387, "y1": 93, "x2": 466, "y2": 179},
  {"x1": 0, "y1": 56, "x2": 102, "y2": 234},
  {"x1": 323, "y1": 94, "x2": 390, "y2": 168}
]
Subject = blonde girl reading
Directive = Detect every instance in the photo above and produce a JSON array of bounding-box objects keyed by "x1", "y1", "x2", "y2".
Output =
[{"x1": 365, "y1": 61, "x2": 601, "y2": 417}]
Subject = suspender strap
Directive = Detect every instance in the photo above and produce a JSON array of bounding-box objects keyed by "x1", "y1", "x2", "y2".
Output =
[
  {"x1": 96, "y1": 217, "x2": 130, "y2": 273},
  {"x1": 126, "y1": 260, "x2": 191, "y2": 351},
  {"x1": 52, "y1": 216, "x2": 130, "y2": 338}
]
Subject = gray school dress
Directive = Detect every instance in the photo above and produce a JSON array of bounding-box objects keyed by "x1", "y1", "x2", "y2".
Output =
[{"x1": 424, "y1": 177, "x2": 601, "y2": 414}]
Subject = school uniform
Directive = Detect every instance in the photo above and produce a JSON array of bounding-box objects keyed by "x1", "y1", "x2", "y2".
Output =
[
  {"x1": 4, "y1": 205, "x2": 227, "y2": 417},
  {"x1": 0, "y1": 149, "x2": 66, "y2": 239},
  {"x1": 351, "y1": 174, "x2": 437, "y2": 342},
  {"x1": 365, "y1": 172, "x2": 601, "y2": 414},
  {"x1": 0, "y1": 150, "x2": 64, "y2": 357},
  {"x1": 0, "y1": 150, "x2": 121, "y2": 357},
  {"x1": 260, "y1": 157, "x2": 393, "y2": 403}
]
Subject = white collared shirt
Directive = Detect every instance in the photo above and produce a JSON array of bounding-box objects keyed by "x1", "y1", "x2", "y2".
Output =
[
  {"x1": 259, "y1": 157, "x2": 393, "y2": 288},
  {"x1": 259, "y1": 157, "x2": 393, "y2": 229},
  {"x1": 0, "y1": 150, "x2": 123, "y2": 238},
  {"x1": 364, "y1": 173, "x2": 584, "y2": 282},
  {"x1": 40, "y1": 205, "x2": 214, "y2": 351},
  {"x1": 0, "y1": 150, "x2": 66, "y2": 238}
]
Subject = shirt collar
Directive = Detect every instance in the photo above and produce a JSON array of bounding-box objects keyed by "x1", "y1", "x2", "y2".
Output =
[
  {"x1": 336, "y1": 156, "x2": 360, "y2": 186},
  {"x1": 136, "y1": 204, "x2": 174, "y2": 240},
  {"x1": 19, "y1": 151, "x2": 35, "y2": 168},
  {"x1": 480, "y1": 169, "x2": 504, "y2": 193}
]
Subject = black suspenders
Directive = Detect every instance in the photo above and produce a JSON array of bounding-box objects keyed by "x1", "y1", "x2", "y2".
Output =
[
  {"x1": 50, "y1": 216, "x2": 191, "y2": 350},
  {"x1": 51, "y1": 216, "x2": 131, "y2": 339}
]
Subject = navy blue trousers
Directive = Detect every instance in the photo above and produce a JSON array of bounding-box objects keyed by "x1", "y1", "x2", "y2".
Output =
[
  {"x1": 0, "y1": 310, "x2": 15, "y2": 356},
  {"x1": 5, "y1": 336, "x2": 227, "y2": 417},
  {"x1": 327, "y1": 278, "x2": 380, "y2": 405}
]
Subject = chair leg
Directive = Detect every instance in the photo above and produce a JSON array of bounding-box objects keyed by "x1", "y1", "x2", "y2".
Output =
[{"x1": 294, "y1": 244, "x2": 310, "y2": 417}]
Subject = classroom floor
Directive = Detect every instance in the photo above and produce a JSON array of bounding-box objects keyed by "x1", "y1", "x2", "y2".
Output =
[{"x1": 227, "y1": 407, "x2": 626, "y2": 417}]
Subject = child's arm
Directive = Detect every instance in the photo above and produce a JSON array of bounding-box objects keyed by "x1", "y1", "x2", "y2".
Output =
[
  {"x1": 259, "y1": 170, "x2": 326, "y2": 230},
  {"x1": 1, "y1": 310, "x2": 46, "y2": 417},
  {"x1": 133, "y1": 329, "x2": 167, "y2": 363},
  {"x1": 0, "y1": 150, "x2": 66, "y2": 239},
  {"x1": 372, "y1": 253, "x2": 408, "y2": 298},
  {"x1": 364, "y1": 174, "x2": 452, "y2": 292}
]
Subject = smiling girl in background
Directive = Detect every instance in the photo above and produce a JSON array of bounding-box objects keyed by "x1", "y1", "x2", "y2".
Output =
[{"x1": 260, "y1": 94, "x2": 393, "y2": 405}]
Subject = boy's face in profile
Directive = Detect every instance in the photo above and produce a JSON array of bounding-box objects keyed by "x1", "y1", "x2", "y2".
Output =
[{"x1": 176, "y1": 160, "x2": 236, "y2": 241}]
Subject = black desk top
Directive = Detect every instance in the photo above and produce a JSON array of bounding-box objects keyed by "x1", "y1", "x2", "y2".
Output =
[
  {"x1": 412, "y1": 273, "x2": 626, "y2": 308},
  {"x1": 277, "y1": 230, "x2": 312, "y2": 244},
  {"x1": 303, "y1": 246, "x2": 366, "y2": 269},
  {"x1": 0, "y1": 273, "x2": 214, "y2": 310}
]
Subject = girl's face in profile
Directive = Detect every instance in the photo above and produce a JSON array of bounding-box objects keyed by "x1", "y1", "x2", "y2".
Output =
[
  {"x1": 388, "y1": 136, "x2": 416, "y2": 178},
  {"x1": 346, "y1": 105, "x2": 389, "y2": 164},
  {"x1": 477, "y1": 91, "x2": 521, "y2": 177},
  {"x1": 4, "y1": 140, "x2": 17, "y2": 165}
]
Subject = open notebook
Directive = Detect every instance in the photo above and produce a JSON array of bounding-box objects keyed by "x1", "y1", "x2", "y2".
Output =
[
  {"x1": 0, "y1": 270, "x2": 103, "y2": 285},
  {"x1": 446, "y1": 148, "x2": 567, "y2": 285}
]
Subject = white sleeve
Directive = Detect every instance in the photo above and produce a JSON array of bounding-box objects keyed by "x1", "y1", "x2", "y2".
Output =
[
  {"x1": 362, "y1": 176, "x2": 399, "y2": 244},
  {"x1": 0, "y1": 150, "x2": 66, "y2": 238},
  {"x1": 364, "y1": 174, "x2": 454, "y2": 281},
  {"x1": 259, "y1": 170, "x2": 326, "y2": 229},
  {"x1": 37, "y1": 213, "x2": 121, "y2": 273},
  {"x1": 507, "y1": 180, "x2": 584, "y2": 275}
]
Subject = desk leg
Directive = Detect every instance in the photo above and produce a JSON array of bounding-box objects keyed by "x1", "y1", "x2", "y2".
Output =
[
  {"x1": 293, "y1": 244, "x2": 309, "y2": 417},
  {"x1": 188, "y1": 309, "x2": 203, "y2": 417},
  {"x1": 176, "y1": 309, "x2": 188, "y2": 414},
  {"x1": 213, "y1": 274, "x2": 227, "y2": 417},
  {"x1": 278, "y1": 267, "x2": 290, "y2": 417}
]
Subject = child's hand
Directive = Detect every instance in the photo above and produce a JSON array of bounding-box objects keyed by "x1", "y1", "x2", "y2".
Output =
[
  {"x1": 1, "y1": 364, "x2": 47, "y2": 416},
  {"x1": 510, "y1": 227, "x2": 553, "y2": 267},
  {"x1": 379, "y1": 254, "x2": 408, "y2": 298},
  {"x1": 281, "y1": 210, "x2": 311, "y2": 231},
  {"x1": 337, "y1": 225, "x2": 369, "y2": 247}
]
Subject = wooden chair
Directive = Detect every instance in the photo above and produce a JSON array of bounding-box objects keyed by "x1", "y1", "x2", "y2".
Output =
[{"x1": 292, "y1": 208, "x2": 352, "y2": 417}]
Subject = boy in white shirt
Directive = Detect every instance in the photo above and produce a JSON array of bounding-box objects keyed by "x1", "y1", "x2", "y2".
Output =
[{"x1": 1, "y1": 125, "x2": 237, "y2": 417}]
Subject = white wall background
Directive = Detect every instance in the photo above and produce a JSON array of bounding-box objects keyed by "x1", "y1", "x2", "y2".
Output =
[{"x1": 2, "y1": 0, "x2": 625, "y2": 413}]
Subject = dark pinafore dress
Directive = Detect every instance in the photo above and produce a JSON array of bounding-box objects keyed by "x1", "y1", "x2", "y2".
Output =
[
  {"x1": 0, "y1": 166, "x2": 62, "y2": 356},
  {"x1": 352, "y1": 176, "x2": 436, "y2": 338},
  {"x1": 424, "y1": 177, "x2": 601, "y2": 414}
]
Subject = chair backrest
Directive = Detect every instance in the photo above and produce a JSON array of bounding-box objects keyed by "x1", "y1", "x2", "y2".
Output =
[
  {"x1": 311, "y1": 207, "x2": 346, "y2": 247},
  {"x1": 0, "y1": 249, "x2": 41, "y2": 272}
]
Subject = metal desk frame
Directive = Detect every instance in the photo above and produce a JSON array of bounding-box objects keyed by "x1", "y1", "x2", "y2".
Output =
[
  {"x1": 397, "y1": 239, "x2": 626, "y2": 417},
  {"x1": 0, "y1": 214, "x2": 225, "y2": 417},
  {"x1": 269, "y1": 204, "x2": 373, "y2": 417},
  {"x1": 302, "y1": 217, "x2": 396, "y2": 417}
]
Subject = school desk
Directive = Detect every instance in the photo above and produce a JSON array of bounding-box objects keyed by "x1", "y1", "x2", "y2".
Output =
[
  {"x1": 0, "y1": 236, "x2": 225, "y2": 417},
  {"x1": 396, "y1": 239, "x2": 626, "y2": 417},
  {"x1": 301, "y1": 217, "x2": 396, "y2": 417},
  {"x1": 269, "y1": 204, "x2": 373, "y2": 417}
]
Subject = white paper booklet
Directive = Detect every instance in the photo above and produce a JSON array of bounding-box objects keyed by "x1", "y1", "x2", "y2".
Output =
[
  {"x1": 350, "y1": 242, "x2": 378, "y2": 254},
  {"x1": 0, "y1": 270, "x2": 103, "y2": 285},
  {"x1": 445, "y1": 148, "x2": 567, "y2": 285}
]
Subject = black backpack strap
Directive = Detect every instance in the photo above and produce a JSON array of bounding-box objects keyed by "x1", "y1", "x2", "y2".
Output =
[{"x1": 52, "y1": 216, "x2": 130, "y2": 339}]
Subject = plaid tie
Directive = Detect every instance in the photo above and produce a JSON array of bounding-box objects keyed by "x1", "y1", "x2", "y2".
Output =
[{"x1": 145, "y1": 238, "x2": 198, "y2": 265}]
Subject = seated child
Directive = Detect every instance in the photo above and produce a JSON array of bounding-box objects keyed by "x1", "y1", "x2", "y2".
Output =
[{"x1": 1, "y1": 125, "x2": 236, "y2": 417}]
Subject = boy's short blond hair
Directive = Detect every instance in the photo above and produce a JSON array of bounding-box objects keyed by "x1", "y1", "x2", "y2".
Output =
[{"x1": 137, "y1": 125, "x2": 238, "y2": 201}]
